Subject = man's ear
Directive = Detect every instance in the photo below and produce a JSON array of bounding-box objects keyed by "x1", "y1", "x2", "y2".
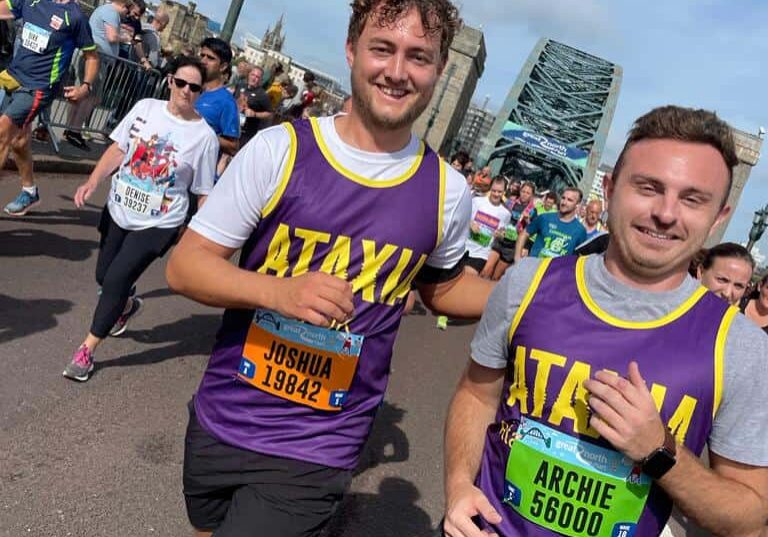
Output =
[
  {"x1": 345, "y1": 39, "x2": 355, "y2": 69},
  {"x1": 707, "y1": 204, "x2": 732, "y2": 239}
]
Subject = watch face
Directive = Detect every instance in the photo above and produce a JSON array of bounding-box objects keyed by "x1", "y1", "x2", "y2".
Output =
[{"x1": 643, "y1": 448, "x2": 676, "y2": 480}]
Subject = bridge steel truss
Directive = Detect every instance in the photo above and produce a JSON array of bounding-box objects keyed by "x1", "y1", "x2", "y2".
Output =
[{"x1": 478, "y1": 38, "x2": 622, "y2": 196}]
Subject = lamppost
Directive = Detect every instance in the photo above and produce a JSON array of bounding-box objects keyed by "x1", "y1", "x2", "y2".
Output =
[
  {"x1": 221, "y1": 0, "x2": 245, "y2": 43},
  {"x1": 746, "y1": 204, "x2": 768, "y2": 254}
]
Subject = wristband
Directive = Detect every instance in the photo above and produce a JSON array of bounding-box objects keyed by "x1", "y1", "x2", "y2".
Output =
[{"x1": 82, "y1": 81, "x2": 92, "y2": 93}]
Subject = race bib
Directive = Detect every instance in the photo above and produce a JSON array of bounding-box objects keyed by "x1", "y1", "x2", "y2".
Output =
[
  {"x1": 503, "y1": 418, "x2": 650, "y2": 537},
  {"x1": 21, "y1": 23, "x2": 51, "y2": 54},
  {"x1": 114, "y1": 176, "x2": 165, "y2": 216},
  {"x1": 238, "y1": 309, "x2": 364, "y2": 411},
  {"x1": 470, "y1": 211, "x2": 500, "y2": 247}
]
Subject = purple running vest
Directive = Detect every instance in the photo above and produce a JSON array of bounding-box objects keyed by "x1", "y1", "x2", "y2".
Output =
[
  {"x1": 476, "y1": 255, "x2": 733, "y2": 537},
  {"x1": 194, "y1": 118, "x2": 443, "y2": 470}
]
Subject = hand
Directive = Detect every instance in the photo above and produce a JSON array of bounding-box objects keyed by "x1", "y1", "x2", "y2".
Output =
[
  {"x1": 583, "y1": 361, "x2": 667, "y2": 462},
  {"x1": 493, "y1": 228, "x2": 505, "y2": 238},
  {"x1": 272, "y1": 272, "x2": 354, "y2": 328},
  {"x1": 74, "y1": 178, "x2": 99, "y2": 208},
  {"x1": 63, "y1": 84, "x2": 89, "y2": 102},
  {"x1": 444, "y1": 482, "x2": 502, "y2": 537},
  {"x1": 470, "y1": 222, "x2": 481, "y2": 234}
]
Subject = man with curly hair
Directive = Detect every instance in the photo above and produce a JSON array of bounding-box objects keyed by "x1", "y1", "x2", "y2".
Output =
[{"x1": 166, "y1": 1, "x2": 493, "y2": 535}]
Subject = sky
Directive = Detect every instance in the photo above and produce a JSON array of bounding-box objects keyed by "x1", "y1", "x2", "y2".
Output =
[{"x1": 193, "y1": 0, "x2": 768, "y2": 253}]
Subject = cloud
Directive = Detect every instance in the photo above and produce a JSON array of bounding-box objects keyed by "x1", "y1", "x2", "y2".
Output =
[{"x1": 460, "y1": 0, "x2": 612, "y2": 41}]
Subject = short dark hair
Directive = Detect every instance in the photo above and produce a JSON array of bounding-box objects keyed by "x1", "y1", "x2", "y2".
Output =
[
  {"x1": 450, "y1": 150, "x2": 469, "y2": 167},
  {"x1": 491, "y1": 176, "x2": 507, "y2": 189},
  {"x1": 200, "y1": 37, "x2": 233, "y2": 66},
  {"x1": 613, "y1": 106, "x2": 738, "y2": 207},
  {"x1": 544, "y1": 191, "x2": 558, "y2": 203},
  {"x1": 701, "y1": 242, "x2": 755, "y2": 271},
  {"x1": 167, "y1": 55, "x2": 207, "y2": 85},
  {"x1": 520, "y1": 181, "x2": 536, "y2": 195},
  {"x1": 347, "y1": 0, "x2": 461, "y2": 65},
  {"x1": 562, "y1": 187, "x2": 583, "y2": 202},
  {"x1": 131, "y1": 0, "x2": 146, "y2": 14}
]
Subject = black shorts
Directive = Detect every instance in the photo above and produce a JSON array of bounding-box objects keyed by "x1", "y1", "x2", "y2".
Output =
[
  {"x1": 183, "y1": 401, "x2": 352, "y2": 536},
  {"x1": 464, "y1": 255, "x2": 487, "y2": 273},
  {"x1": 491, "y1": 237, "x2": 516, "y2": 264}
]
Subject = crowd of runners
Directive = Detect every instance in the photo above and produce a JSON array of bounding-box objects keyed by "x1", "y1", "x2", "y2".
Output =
[{"x1": 2, "y1": 0, "x2": 768, "y2": 536}]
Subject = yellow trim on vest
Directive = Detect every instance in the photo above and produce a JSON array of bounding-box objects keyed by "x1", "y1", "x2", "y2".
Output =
[
  {"x1": 309, "y1": 117, "x2": 425, "y2": 188},
  {"x1": 713, "y1": 306, "x2": 738, "y2": 417},
  {"x1": 261, "y1": 122, "x2": 297, "y2": 219},
  {"x1": 508, "y1": 258, "x2": 553, "y2": 343},
  {"x1": 435, "y1": 159, "x2": 446, "y2": 249},
  {"x1": 575, "y1": 256, "x2": 708, "y2": 329}
]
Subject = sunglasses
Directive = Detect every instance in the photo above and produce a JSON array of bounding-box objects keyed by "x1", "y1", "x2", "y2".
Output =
[{"x1": 172, "y1": 77, "x2": 202, "y2": 93}]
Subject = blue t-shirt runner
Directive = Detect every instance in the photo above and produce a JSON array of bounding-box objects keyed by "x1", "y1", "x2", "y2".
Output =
[
  {"x1": 195, "y1": 85, "x2": 240, "y2": 140},
  {"x1": 7, "y1": 0, "x2": 96, "y2": 89},
  {"x1": 526, "y1": 211, "x2": 587, "y2": 258}
]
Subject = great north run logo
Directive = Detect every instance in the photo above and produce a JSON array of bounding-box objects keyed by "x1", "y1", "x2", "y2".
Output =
[{"x1": 501, "y1": 122, "x2": 589, "y2": 167}]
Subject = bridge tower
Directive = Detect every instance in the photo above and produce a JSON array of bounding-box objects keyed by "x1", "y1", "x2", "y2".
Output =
[{"x1": 478, "y1": 38, "x2": 622, "y2": 197}]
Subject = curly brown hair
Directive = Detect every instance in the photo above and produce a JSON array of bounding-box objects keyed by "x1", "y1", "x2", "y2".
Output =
[
  {"x1": 347, "y1": 0, "x2": 461, "y2": 64},
  {"x1": 613, "y1": 106, "x2": 738, "y2": 207}
]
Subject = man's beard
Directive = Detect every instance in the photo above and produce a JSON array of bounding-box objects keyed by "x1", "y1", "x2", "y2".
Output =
[{"x1": 350, "y1": 75, "x2": 431, "y2": 131}]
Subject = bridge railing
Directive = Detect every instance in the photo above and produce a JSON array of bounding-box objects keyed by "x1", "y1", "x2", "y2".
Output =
[{"x1": 41, "y1": 50, "x2": 170, "y2": 152}]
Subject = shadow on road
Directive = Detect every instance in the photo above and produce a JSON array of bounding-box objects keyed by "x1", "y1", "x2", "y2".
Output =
[
  {"x1": 324, "y1": 477, "x2": 434, "y2": 537},
  {"x1": 97, "y1": 313, "x2": 219, "y2": 370},
  {"x1": 0, "y1": 293, "x2": 73, "y2": 344},
  {"x1": 354, "y1": 402, "x2": 409, "y2": 476},
  {"x1": 0, "y1": 228, "x2": 97, "y2": 260},
  {"x1": 0, "y1": 207, "x2": 101, "y2": 228}
]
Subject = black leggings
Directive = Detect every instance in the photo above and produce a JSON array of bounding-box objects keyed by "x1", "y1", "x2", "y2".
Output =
[{"x1": 90, "y1": 208, "x2": 179, "y2": 338}]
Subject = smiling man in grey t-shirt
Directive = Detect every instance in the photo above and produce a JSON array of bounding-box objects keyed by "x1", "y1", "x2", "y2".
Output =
[{"x1": 442, "y1": 106, "x2": 768, "y2": 537}]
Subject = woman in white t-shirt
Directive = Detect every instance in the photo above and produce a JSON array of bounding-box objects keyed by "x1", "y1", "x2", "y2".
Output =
[
  {"x1": 463, "y1": 176, "x2": 511, "y2": 276},
  {"x1": 63, "y1": 56, "x2": 219, "y2": 382}
]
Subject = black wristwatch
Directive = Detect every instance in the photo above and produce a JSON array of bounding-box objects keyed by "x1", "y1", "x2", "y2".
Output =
[
  {"x1": 82, "y1": 81, "x2": 92, "y2": 93},
  {"x1": 640, "y1": 427, "x2": 677, "y2": 479}
]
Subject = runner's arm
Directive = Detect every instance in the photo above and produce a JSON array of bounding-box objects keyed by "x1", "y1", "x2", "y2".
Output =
[
  {"x1": 0, "y1": 2, "x2": 14, "y2": 19},
  {"x1": 514, "y1": 229, "x2": 529, "y2": 262},
  {"x1": 218, "y1": 135, "x2": 239, "y2": 155},
  {"x1": 166, "y1": 229, "x2": 353, "y2": 327},
  {"x1": 656, "y1": 450, "x2": 768, "y2": 536},
  {"x1": 443, "y1": 361, "x2": 505, "y2": 537},
  {"x1": 74, "y1": 142, "x2": 125, "y2": 207},
  {"x1": 415, "y1": 271, "x2": 494, "y2": 319}
]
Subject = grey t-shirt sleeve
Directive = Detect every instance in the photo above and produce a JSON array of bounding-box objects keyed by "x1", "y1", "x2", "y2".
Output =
[
  {"x1": 709, "y1": 315, "x2": 768, "y2": 466},
  {"x1": 470, "y1": 258, "x2": 544, "y2": 369}
]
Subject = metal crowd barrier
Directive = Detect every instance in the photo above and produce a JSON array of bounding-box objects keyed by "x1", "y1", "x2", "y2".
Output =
[{"x1": 41, "y1": 50, "x2": 169, "y2": 153}]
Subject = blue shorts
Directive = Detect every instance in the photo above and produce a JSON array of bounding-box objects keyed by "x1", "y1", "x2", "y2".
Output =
[{"x1": 0, "y1": 70, "x2": 55, "y2": 128}]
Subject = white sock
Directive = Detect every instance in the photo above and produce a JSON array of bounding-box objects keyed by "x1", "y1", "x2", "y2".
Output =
[{"x1": 22, "y1": 185, "x2": 37, "y2": 196}]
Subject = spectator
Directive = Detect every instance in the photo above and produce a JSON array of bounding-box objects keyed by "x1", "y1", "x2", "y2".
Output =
[
  {"x1": 272, "y1": 81, "x2": 297, "y2": 124},
  {"x1": 229, "y1": 59, "x2": 251, "y2": 94},
  {"x1": 64, "y1": 56, "x2": 218, "y2": 382},
  {"x1": 64, "y1": 0, "x2": 133, "y2": 150},
  {"x1": 119, "y1": 0, "x2": 145, "y2": 62},
  {"x1": 449, "y1": 150, "x2": 469, "y2": 172},
  {"x1": 471, "y1": 165, "x2": 491, "y2": 196},
  {"x1": 236, "y1": 66, "x2": 272, "y2": 146},
  {"x1": 582, "y1": 198, "x2": 604, "y2": 239},
  {"x1": 0, "y1": 0, "x2": 98, "y2": 216},
  {"x1": 464, "y1": 176, "x2": 511, "y2": 276},
  {"x1": 196, "y1": 37, "x2": 239, "y2": 160},
  {"x1": 696, "y1": 242, "x2": 754, "y2": 305},
  {"x1": 140, "y1": 10, "x2": 169, "y2": 68},
  {"x1": 742, "y1": 273, "x2": 768, "y2": 333},
  {"x1": 514, "y1": 187, "x2": 587, "y2": 261}
]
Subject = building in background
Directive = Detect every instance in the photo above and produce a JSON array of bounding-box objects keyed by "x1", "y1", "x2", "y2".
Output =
[
  {"x1": 150, "y1": 0, "x2": 211, "y2": 54},
  {"x1": 706, "y1": 128, "x2": 763, "y2": 247},
  {"x1": 238, "y1": 17, "x2": 347, "y2": 115},
  {"x1": 452, "y1": 101, "x2": 495, "y2": 161},
  {"x1": 412, "y1": 24, "x2": 486, "y2": 155}
]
